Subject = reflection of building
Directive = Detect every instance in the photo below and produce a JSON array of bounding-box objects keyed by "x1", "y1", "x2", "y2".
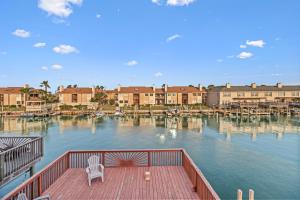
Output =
[
  {"x1": 116, "y1": 116, "x2": 202, "y2": 133},
  {"x1": 57, "y1": 116, "x2": 97, "y2": 134},
  {"x1": 207, "y1": 83, "x2": 300, "y2": 106},
  {"x1": 207, "y1": 116, "x2": 300, "y2": 140},
  {"x1": 0, "y1": 118, "x2": 48, "y2": 134}
]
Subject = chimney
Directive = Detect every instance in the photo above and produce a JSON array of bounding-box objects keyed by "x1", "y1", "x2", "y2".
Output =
[
  {"x1": 251, "y1": 83, "x2": 257, "y2": 89},
  {"x1": 277, "y1": 83, "x2": 283, "y2": 88},
  {"x1": 59, "y1": 85, "x2": 64, "y2": 92},
  {"x1": 152, "y1": 85, "x2": 156, "y2": 92},
  {"x1": 92, "y1": 86, "x2": 96, "y2": 96},
  {"x1": 23, "y1": 84, "x2": 29, "y2": 88},
  {"x1": 117, "y1": 84, "x2": 121, "y2": 92},
  {"x1": 198, "y1": 84, "x2": 203, "y2": 91},
  {"x1": 165, "y1": 84, "x2": 168, "y2": 92},
  {"x1": 225, "y1": 83, "x2": 231, "y2": 89}
]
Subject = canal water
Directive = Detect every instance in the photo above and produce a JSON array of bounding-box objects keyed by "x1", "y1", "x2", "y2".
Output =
[{"x1": 0, "y1": 115, "x2": 300, "y2": 199}]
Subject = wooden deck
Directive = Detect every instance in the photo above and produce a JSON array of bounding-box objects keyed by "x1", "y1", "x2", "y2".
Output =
[{"x1": 42, "y1": 166, "x2": 199, "y2": 200}]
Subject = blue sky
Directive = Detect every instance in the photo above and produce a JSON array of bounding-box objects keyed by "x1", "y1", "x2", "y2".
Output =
[{"x1": 0, "y1": 0, "x2": 299, "y2": 90}]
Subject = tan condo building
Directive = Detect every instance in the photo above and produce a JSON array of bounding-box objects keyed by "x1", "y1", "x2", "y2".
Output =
[{"x1": 207, "y1": 83, "x2": 300, "y2": 107}]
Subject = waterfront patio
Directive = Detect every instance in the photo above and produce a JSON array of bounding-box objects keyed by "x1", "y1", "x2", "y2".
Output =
[
  {"x1": 42, "y1": 166, "x2": 199, "y2": 200},
  {"x1": 3, "y1": 149, "x2": 220, "y2": 200}
]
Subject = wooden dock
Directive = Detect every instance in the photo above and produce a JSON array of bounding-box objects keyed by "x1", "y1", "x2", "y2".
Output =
[{"x1": 3, "y1": 149, "x2": 220, "y2": 200}]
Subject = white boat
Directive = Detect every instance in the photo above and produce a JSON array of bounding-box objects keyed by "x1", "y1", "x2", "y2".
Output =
[
  {"x1": 20, "y1": 113, "x2": 35, "y2": 118},
  {"x1": 94, "y1": 111, "x2": 105, "y2": 118},
  {"x1": 114, "y1": 111, "x2": 125, "y2": 116}
]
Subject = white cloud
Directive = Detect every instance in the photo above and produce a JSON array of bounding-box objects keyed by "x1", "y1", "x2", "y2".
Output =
[
  {"x1": 152, "y1": 0, "x2": 161, "y2": 5},
  {"x1": 166, "y1": 34, "x2": 181, "y2": 42},
  {"x1": 240, "y1": 45, "x2": 247, "y2": 49},
  {"x1": 51, "y1": 64, "x2": 63, "y2": 70},
  {"x1": 167, "y1": 0, "x2": 196, "y2": 6},
  {"x1": 41, "y1": 66, "x2": 48, "y2": 71},
  {"x1": 126, "y1": 60, "x2": 138, "y2": 66},
  {"x1": 154, "y1": 72, "x2": 163, "y2": 77},
  {"x1": 96, "y1": 14, "x2": 101, "y2": 18},
  {"x1": 216, "y1": 59, "x2": 223, "y2": 63},
  {"x1": 53, "y1": 44, "x2": 78, "y2": 54},
  {"x1": 38, "y1": 0, "x2": 83, "y2": 18},
  {"x1": 12, "y1": 29, "x2": 31, "y2": 38},
  {"x1": 1, "y1": 51, "x2": 7, "y2": 55},
  {"x1": 246, "y1": 40, "x2": 266, "y2": 48},
  {"x1": 34, "y1": 42, "x2": 46, "y2": 48},
  {"x1": 237, "y1": 52, "x2": 253, "y2": 59}
]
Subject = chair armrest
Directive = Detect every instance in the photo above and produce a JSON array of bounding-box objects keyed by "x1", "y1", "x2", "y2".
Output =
[
  {"x1": 33, "y1": 194, "x2": 50, "y2": 200},
  {"x1": 86, "y1": 167, "x2": 90, "y2": 174},
  {"x1": 98, "y1": 164, "x2": 104, "y2": 171}
]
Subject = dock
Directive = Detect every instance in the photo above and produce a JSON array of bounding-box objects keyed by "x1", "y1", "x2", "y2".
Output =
[{"x1": 3, "y1": 149, "x2": 220, "y2": 200}]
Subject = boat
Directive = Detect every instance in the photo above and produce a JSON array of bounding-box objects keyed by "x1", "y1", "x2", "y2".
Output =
[
  {"x1": 114, "y1": 111, "x2": 125, "y2": 117},
  {"x1": 92, "y1": 111, "x2": 105, "y2": 118},
  {"x1": 20, "y1": 113, "x2": 35, "y2": 118},
  {"x1": 166, "y1": 108, "x2": 181, "y2": 117}
]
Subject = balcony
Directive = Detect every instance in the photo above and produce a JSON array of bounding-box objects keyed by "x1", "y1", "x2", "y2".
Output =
[{"x1": 3, "y1": 149, "x2": 220, "y2": 200}]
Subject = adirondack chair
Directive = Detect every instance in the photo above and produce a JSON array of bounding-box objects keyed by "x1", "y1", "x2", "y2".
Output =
[
  {"x1": 17, "y1": 193, "x2": 50, "y2": 200},
  {"x1": 86, "y1": 155, "x2": 104, "y2": 186}
]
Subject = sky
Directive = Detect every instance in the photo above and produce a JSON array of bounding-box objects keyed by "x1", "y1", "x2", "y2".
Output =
[{"x1": 0, "y1": 0, "x2": 299, "y2": 91}]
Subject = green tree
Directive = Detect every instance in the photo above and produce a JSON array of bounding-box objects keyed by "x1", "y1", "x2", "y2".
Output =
[
  {"x1": 91, "y1": 93, "x2": 108, "y2": 109},
  {"x1": 20, "y1": 87, "x2": 31, "y2": 106},
  {"x1": 95, "y1": 85, "x2": 105, "y2": 90},
  {"x1": 40, "y1": 80, "x2": 51, "y2": 93}
]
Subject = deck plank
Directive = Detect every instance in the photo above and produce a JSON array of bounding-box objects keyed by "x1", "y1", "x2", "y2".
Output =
[{"x1": 42, "y1": 166, "x2": 199, "y2": 200}]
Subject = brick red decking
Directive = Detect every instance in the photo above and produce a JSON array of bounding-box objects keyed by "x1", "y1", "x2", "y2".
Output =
[{"x1": 42, "y1": 166, "x2": 199, "y2": 200}]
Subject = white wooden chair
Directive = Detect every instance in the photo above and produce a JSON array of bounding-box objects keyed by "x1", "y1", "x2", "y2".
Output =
[
  {"x1": 17, "y1": 193, "x2": 50, "y2": 200},
  {"x1": 86, "y1": 155, "x2": 104, "y2": 186}
]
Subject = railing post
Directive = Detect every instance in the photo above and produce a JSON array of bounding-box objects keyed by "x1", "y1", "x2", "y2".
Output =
[
  {"x1": 148, "y1": 151, "x2": 151, "y2": 167},
  {"x1": 237, "y1": 189, "x2": 243, "y2": 200},
  {"x1": 249, "y1": 189, "x2": 254, "y2": 200},
  {"x1": 38, "y1": 175, "x2": 43, "y2": 196},
  {"x1": 0, "y1": 154, "x2": 3, "y2": 182}
]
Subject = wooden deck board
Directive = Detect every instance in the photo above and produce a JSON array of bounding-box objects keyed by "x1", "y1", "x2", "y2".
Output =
[{"x1": 42, "y1": 166, "x2": 199, "y2": 200}]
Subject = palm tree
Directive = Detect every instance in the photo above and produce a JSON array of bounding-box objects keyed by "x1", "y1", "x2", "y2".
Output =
[
  {"x1": 40, "y1": 81, "x2": 51, "y2": 93},
  {"x1": 91, "y1": 93, "x2": 108, "y2": 110},
  {"x1": 20, "y1": 87, "x2": 31, "y2": 107},
  {"x1": 95, "y1": 85, "x2": 105, "y2": 90}
]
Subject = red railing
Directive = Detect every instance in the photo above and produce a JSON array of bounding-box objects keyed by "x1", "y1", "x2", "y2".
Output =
[{"x1": 3, "y1": 149, "x2": 220, "y2": 200}]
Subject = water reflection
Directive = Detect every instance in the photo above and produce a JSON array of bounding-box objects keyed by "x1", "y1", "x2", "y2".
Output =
[{"x1": 1, "y1": 116, "x2": 299, "y2": 141}]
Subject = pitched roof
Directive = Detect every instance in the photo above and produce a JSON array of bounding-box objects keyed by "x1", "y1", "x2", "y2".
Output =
[
  {"x1": 58, "y1": 88, "x2": 103, "y2": 94},
  {"x1": 105, "y1": 89, "x2": 118, "y2": 94},
  {"x1": 119, "y1": 87, "x2": 155, "y2": 93},
  {"x1": 166, "y1": 86, "x2": 202, "y2": 93},
  {"x1": 155, "y1": 88, "x2": 165, "y2": 94},
  {"x1": 209, "y1": 85, "x2": 300, "y2": 92},
  {"x1": 0, "y1": 87, "x2": 23, "y2": 94}
]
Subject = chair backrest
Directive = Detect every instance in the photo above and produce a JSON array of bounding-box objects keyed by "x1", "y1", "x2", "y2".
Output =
[
  {"x1": 88, "y1": 155, "x2": 100, "y2": 172},
  {"x1": 17, "y1": 193, "x2": 28, "y2": 200}
]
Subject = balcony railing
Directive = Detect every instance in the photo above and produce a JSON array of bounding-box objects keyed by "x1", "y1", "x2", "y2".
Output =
[
  {"x1": 3, "y1": 149, "x2": 220, "y2": 200},
  {"x1": 0, "y1": 137, "x2": 43, "y2": 186}
]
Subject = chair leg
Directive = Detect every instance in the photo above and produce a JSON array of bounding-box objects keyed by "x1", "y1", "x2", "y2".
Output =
[{"x1": 88, "y1": 178, "x2": 91, "y2": 186}]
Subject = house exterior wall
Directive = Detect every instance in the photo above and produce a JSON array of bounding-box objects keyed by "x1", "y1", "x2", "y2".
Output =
[
  {"x1": 59, "y1": 93, "x2": 94, "y2": 105},
  {"x1": 139, "y1": 93, "x2": 155, "y2": 105},
  {"x1": 188, "y1": 93, "x2": 202, "y2": 104}
]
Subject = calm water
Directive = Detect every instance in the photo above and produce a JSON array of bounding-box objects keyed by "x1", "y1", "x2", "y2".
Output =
[{"x1": 0, "y1": 115, "x2": 300, "y2": 199}]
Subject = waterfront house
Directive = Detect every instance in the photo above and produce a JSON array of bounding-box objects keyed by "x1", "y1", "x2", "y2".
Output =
[
  {"x1": 207, "y1": 83, "x2": 300, "y2": 107},
  {"x1": 58, "y1": 86, "x2": 103, "y2": 108},
  {"x1": 117, "y1": 86, "x2": 156, "y2": 107},
  {"x1": 0, "y1": 85, "x2": 45, "y2": 110},
  {"x1": 105, "y1": 89, "x2": 118, "y2": 105},
  {"x1": 164, "y1": 85, "x2": 204, "y2": 105}
]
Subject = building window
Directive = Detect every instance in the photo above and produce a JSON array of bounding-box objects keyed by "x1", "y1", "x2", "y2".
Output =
[
  {"x1": 278, "y1": 91, "x2": 285, "y2": 96},
  {"x1": 0, "y1": 94, "x2": 3, "y2": 104},
  {"x1": 237, "y1": 92, "x2": 245, "y2": 97},
  {"x1": 124, "y1": 100, "x2": 128, "y2": 103},
  {"x1": 223, "y1": 92, "x2": 231, "y2": 97},
  {"x1": 71, "y1": 94, "x2": 78, "y2": 103},
  {"x1": 173, "y1": 93, "x2": 176, "y2": 96},
  {"x1": 265, "y1": 92, "x2": 272, "y2": 97},
  {"x1": 145, "y1": 94, "x2": 149, "y2": 96},
  {"x1": 193, "y1": 93, "x2": 197, "y2": 96},
  {"x1": 168, "y1": 100, "x2": 172, "y2": 103},
  {"x1": 251, "y1": 92, "x2": 258, "y2": 97},
  {"x1": 168, "y1": 93, "x2": 171, "y2": 96},
  {"x1": 198, "y1": 93, "x2": 201, "y2": 96},
  {"x1": 292, "y1": 91, "x2": 299, "y2": 96},
  {"x1": 119, "y1": 100, "x2": 124, "y2": 103},
  {"x1": 150, "y1": 93, "x2": 153, "y2": 96}
]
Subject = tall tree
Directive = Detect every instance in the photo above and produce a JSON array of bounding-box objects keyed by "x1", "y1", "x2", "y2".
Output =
[
  {"x1": 20, "y1": 87, "x2": 31, "y2": 106},
  {"x1": 95, "y1": 85, "x2": 105, "y2": 90},
  {"x1": 91, "y1": 93, "x2": 108, "y2": 109},
  {"x1": 40, "y1": 80, "x2": 51, "y2": 93}
]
